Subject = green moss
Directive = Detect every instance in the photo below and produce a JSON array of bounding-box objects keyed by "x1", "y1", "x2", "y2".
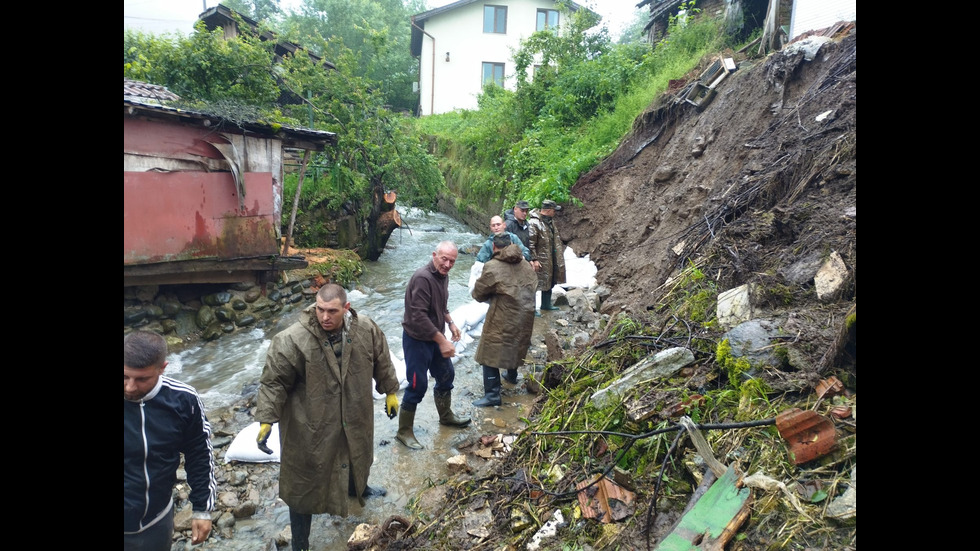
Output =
[
  {"x1": 765, "y1": 283, "x2": 795, "y2": 306},
  {"x1": 716, "y1": 338, "x2": 753, "y2": 389},
  {"x1": 661, "y1": 260, "x2": 718, "y2": 324},
  {"x1": 772, "y1": 345, "x2": 790, "y2": 367},
  {"x1": 305, "y1": 250, "x2": 364, "y2": 288}
]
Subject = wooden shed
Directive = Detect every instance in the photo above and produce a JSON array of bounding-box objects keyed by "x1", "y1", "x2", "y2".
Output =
[{"x1": 123, "y1": 78, "x2": 337, "y2": 287}]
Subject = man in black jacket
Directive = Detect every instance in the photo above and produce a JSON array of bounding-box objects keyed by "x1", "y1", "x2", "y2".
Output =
[
  {"x1": 504, "y1": 199, "x2": 531, "y2": 248},
  {"x1": 124, "y1": 330, "x2": 216, "y2": 550}
]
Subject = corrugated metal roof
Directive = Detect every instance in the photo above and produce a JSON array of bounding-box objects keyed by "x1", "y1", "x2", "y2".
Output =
[
  {"x1": 123, "y1": 79, "x2": 337, "y2": 147},
  {"x1": 123, "y1": 78, "x2": 181, "y2": 103}
]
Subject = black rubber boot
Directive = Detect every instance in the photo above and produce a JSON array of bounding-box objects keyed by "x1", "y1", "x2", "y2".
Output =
[
  {"x1": 434, "y1": 390, "x2": 471, "y2": 427},
  {"x1": 502, "y1": 369, "x2": 518, "y2": 385},
  {"x1": 349, "y1": 470, "x2": 387, "y2": 498},
  {"x1": 350, "y1": 484, "x2": 387, "y2": 498},
  {"x1": 289, "y1": 509, "x2": 312, "y2": 551},
  {"x1": 472, "y1": 366, "x2": 502, "y2": 407}
]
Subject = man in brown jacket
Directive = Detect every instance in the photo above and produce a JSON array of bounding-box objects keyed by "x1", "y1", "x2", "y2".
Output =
[
  {"x1": 397, "y1": 240, "x2": 471, "y2": 450},
  {"x1": 527, "y1": 199, "x2": 567, "y2": 315},
  {"x1": 254, "y1": 284, "x2": 400, "y2": 551},
  {"x1": 471, "y1": 233, "x2": 538, "y2": 405}
]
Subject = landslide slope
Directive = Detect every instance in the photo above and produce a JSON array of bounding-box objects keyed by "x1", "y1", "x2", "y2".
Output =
[{"x1": 561, "y1": 29, "x2": 856, "y2": 370}]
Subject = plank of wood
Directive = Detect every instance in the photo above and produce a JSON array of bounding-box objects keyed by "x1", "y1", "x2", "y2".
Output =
[{"x1": 655, "y1": 465, "x2": 752, "y2": 551}]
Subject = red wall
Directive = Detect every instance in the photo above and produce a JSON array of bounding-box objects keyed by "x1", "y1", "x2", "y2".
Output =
[
  {"x1": 124, "y1": 170, "x2": 277, "y2": 264},
  {"x1": 124, "y1": 117, "x2": 280, "y2": 265}
]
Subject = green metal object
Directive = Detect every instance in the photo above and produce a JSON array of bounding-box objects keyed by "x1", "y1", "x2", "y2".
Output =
[{"x1": 656, "y1": 465, "x2": 751, "y2": 550}]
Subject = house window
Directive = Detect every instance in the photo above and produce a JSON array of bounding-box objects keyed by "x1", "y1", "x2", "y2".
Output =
[
  {"x1": 536, "y1": 9, "x2": 558, "y2": 31},
  {"x1": 484, "y1": 5, "x2": 507, "y2": 34},
  {"x1": 482, "y1": 62, "x2": 505, "y2": 87}
]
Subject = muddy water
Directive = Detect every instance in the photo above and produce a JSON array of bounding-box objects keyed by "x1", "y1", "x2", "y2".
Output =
[{"x1": 166, "y1": 207, "x2": 545, "y2": 550}]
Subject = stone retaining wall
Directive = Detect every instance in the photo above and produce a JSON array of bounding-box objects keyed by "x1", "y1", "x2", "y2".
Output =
[{"x1": 123, "y1": 276, "x2": 319, "y2": 353}]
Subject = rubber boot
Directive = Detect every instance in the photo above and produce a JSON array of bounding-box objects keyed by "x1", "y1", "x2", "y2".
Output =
[
  {"x1": 434, "y1": 389, "x2": 471, "y2": 427},
  {"x1": 350, "y1": 485, "x2": 386, "y2": 498},
  {"x1": 289, "y1": 509, "x2": 312, "y2": 551},
  {"x1": 502, "y1": 368, "x2": 518, "y2": 385},
  {"x1": 541, "y1": 290, "x2": 559, "y2": 310},
  {"x1": 396, "y1": 405, "x2": 423, "y2": 450},
  {"x1": 472, "y1": 366, "x2": 502, "y2": 407}
]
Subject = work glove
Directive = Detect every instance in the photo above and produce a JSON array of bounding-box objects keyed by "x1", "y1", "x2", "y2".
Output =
[
  {"x1": 256, "y1": 423, "x2": 273, "y2": 455},
  {"x1": 385, "y1": 393, "x2": 399, "y2": 419}
]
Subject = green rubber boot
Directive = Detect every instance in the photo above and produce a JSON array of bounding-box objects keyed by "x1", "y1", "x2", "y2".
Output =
[
  {"x1": 541, "y1": 290, "x2": 560, "y2": 310},
  {"x1": 396, "y1": 405, "x2": 423, "y2": 450},
  {"x1": 434, "y1": 390, "x2": 471, "y2": 427}
]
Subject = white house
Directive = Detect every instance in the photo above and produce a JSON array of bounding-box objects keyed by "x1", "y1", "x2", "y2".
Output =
[
  {"x1": 409, "y1": 0, "x2": 593, "y2": 116},
  {"x1": 789, "y1": 0, "x2": 855, "y2": 41}
]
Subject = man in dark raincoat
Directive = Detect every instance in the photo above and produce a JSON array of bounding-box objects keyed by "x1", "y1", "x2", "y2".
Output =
[
  {"x1": 471, "y1": 233, "x2": 538, "y2": 405},
  {"x1": 254, "y1": 284, "x2": 400, "y2": 551},
  {"x1": 527, "y1": 199, "x2": 567, "y2": 314}
]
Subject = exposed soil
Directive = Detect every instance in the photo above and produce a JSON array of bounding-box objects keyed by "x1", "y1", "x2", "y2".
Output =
[{"x1": 562, "y1": 27, "x2": 856, "y2": 380}]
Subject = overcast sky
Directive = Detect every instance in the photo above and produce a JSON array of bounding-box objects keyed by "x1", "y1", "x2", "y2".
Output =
[{"x1": 123, "y1": 0, "x2": 645, "y2": 40}]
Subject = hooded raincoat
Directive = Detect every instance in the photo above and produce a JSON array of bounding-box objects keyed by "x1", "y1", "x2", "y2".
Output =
[
  {"x1": 255, "y1": 305, "x2": 399, "y2": 515},
  {"x1": 471, "y1": 244, "x2": 538, "y2": 369},
  {"x1": 527, "y1": 208, "x2": 567, "y2": 292}
]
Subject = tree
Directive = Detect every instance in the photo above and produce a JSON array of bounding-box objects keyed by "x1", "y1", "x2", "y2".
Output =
[
  {"x1": 124, "y1": 11, "x2": 444, "y2": 259},
  {"x1": 277, "y1": 0, "x2": 420, "y2": 112},
  {"x1": 222, "y1": 0, "x2": 283, "y2": 22}
]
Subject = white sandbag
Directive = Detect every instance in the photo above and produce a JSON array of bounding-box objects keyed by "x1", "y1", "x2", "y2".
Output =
[
  {"x1": 224, "y1": 422, "x2": 280, "y2": 463},
  {"x1": 373, "y1": 351, "x2": 409, "y2": 399},
  {"x1": 562, "y1": 246, "x2": 597, "y2": 289},
  {"x1": 450, "y1": 301, "x2": 489, "y2": 332},
  {"x1": 467, "y1": 320, "x2": 484, "y2": 337},
  {"x1": 468, "y1": 262, "x2": 484, "y2": 294}
]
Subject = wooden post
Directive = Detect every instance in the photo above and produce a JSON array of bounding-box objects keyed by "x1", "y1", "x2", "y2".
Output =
[{"x1": 282, "y1": 149, "x2": 312, "y2": 256}]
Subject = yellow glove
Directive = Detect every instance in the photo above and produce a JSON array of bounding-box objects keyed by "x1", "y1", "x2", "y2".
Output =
[
  {"x1": 385, "y1": 393, "x2": 399, "y2": 419},
  {"x1": 256, "y1": 423, "x2": 273, "y2": 455}
]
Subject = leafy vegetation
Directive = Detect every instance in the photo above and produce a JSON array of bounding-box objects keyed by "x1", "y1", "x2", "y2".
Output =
[
  {"x1": 124, "y1": 3, "x2": 443, "y2": 253},
  {"x1": 123, "y1": 1, "x2": 745, "y2": 250},
  {"x1": 413, "y1": 3, "x2": 731, "y2": 210}
]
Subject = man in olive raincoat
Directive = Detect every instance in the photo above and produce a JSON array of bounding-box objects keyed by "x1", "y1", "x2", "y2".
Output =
[
  {"x1": 471, "y1": 234, "x2": 538, "y2": 405},
  {"x1": 254, "y1": 284, "x2": 400, "y2": 551},
  {"x1": 527, "y1": 199, "x2": 567, "y2": 314}
]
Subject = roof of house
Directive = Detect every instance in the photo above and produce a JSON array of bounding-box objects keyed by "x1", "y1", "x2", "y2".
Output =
[
  {"x1": 123, "y1": 79, "x2": 181, "y2": 103},
  {"x1": 124, "y1": 78, "x2": 337, "y2": 149},
  {"x1": 198, "y1": 4, "x2": 336, "y2": 70},
  {"x1": 410, "y1": 0, "x2": 593, "y2": 57}
]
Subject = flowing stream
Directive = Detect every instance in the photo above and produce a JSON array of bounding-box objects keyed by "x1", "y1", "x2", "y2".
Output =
[{"x1": 164, "y1": 207, "x2": 551, "y2": 550}]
